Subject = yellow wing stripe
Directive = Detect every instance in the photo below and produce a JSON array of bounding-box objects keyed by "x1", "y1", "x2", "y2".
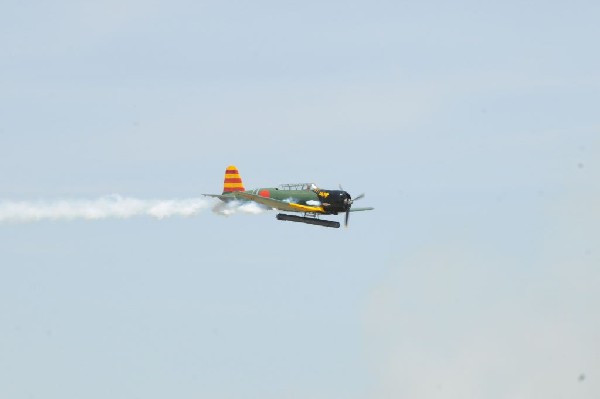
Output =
[{"x1": 289, "y1": 203, "x2": 325, "y2": 213}]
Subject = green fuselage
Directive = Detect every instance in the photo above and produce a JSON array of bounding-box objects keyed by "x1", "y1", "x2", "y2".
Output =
[
  {"x1": 224, "y1": 188, "x2": 319, "y2": 204},
  {"x1": 222, "y1": 187, "x2": 351, "y2": 215}
]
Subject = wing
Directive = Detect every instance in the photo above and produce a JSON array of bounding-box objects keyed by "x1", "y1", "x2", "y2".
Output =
[{"x1": 235, "y1": 192, "x2": 324, "y2": 213}]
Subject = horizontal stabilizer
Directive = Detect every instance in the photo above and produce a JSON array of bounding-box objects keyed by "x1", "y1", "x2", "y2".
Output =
[{"x1": 202, "y1": 194, "x2": 235, "y2": 201}]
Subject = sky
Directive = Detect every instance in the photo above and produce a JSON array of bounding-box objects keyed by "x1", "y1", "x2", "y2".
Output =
[{"x1": 1, "y1": 0, "x2": 599, "y2": 398}]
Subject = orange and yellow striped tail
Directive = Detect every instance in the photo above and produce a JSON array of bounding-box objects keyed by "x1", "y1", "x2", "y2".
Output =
[{"x1": 222, "y1": 165, "x2": 245, "y2": 194}]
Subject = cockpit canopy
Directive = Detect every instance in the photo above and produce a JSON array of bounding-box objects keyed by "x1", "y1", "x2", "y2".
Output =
[{"x1": 278, "y1": 183, "x2": 318, "y2": 191}]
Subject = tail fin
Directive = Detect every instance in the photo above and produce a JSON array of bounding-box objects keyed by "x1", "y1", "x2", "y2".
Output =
[{"x1": 222, "y1": 165, "x2": 245, "y2": 194}]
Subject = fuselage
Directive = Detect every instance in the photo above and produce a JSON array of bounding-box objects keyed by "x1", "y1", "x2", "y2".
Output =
[{"x1": 222, "y1": 187, "x2": 351, "y2": 215}]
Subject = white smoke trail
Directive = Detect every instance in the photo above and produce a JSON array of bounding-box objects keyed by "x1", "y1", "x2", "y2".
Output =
[
  {"x1": 0, "y1": 195, "x2": 212, "y2": 223},
  {"x1": 211, "y1": 200, "x2": 269, "y2": 216},
  {"x1": 0, "y1": 195, "x2": 271, "y2": 223}
]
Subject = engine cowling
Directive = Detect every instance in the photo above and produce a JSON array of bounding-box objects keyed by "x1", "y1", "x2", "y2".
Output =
[{"x1": 317, "y1": 190, "x2": 351, "y2": 214}]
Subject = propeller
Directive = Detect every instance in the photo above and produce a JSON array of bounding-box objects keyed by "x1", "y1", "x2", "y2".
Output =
[{"x1": 343, "y1": 192, "x2": 365, "y2": 227}]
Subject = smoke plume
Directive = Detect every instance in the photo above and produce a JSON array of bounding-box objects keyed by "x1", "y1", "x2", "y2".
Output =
[
  {"x1": 0, "y1": 195, "x2": 266, "y2": 223},
  {"x1": 211, "y1": 200, "x2": 269, "y2": 216}
]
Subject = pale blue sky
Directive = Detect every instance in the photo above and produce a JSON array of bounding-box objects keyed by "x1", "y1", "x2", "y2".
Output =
[{"x1": 1, "y1": 1, "x2": 599, "y2": 398}]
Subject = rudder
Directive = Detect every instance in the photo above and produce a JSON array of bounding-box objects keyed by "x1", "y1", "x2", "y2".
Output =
[{"x1": 222, "y1": 165, "x2": 245, "y2": 194}]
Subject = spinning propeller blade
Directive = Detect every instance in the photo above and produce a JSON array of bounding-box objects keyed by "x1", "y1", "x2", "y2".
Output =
[{"x1": 343, "y1": 191, "x2": 365, "y2": 227}]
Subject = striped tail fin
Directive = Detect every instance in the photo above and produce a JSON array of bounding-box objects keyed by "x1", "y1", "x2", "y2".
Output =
[{"x1": 222, "y1": 165, "x2": 245, "y2": 194}]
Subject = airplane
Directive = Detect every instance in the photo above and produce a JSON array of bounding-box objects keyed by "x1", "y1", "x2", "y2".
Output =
[{"x1": 204, "y1": 165, "x2": 373, "y2": 228}]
